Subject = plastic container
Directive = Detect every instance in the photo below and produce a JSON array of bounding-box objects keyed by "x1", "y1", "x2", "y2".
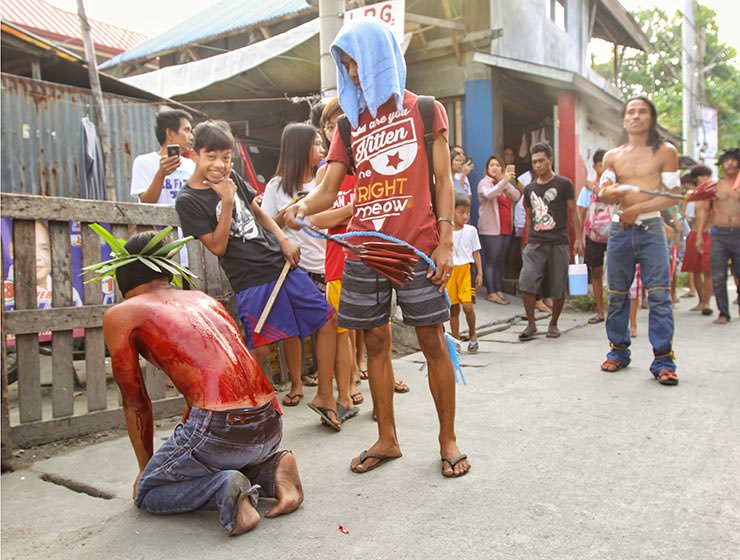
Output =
[{"x1": 568, "y1": 256, "x2": 588, "y2": 296}]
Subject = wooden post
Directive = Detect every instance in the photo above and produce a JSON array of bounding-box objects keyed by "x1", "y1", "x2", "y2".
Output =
[
  {"x1": 76, "y1": 0, "x2": 115, "y2": 201},
  {"x1": 50, "y1": 221, "x2": 75, "y2": 418},
  {"x1": 1, "y1": 246, "x2": 13, "y2": 468}
]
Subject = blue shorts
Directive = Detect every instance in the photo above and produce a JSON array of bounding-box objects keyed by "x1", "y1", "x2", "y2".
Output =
[{"x1": 235, "y1": 267, "x2": 334, "y2": 348}]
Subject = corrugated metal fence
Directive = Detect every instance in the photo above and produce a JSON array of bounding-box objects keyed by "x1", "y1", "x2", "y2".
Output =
[{"x1": 1, "y1": 73, "x2": 162, "y2": 201}]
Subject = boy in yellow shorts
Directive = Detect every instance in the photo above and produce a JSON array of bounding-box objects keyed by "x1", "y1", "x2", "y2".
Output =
[{"x1": 449, "y1": 194, "x2": 483, "y2": 352}]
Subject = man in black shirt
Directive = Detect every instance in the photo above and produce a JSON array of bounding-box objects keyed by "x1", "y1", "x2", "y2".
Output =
[
  {"x1": 176, "y1": 121, "x2": 342, "y2": 430},
  {"x1": 518, "y1": 143, "x2": 582, "y2": 340}
]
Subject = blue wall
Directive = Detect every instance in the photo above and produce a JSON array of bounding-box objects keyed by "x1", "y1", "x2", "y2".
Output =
[{"x1": 463, "y1": 79, "x2": 494, "y2": 226}]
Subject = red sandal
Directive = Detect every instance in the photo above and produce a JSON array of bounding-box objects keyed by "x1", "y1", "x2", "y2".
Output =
[{"x1": 656, "y1": 370, "x2": 679, "y2": 386}]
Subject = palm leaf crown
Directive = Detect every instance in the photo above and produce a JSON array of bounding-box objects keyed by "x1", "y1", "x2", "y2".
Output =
[{"x1": 82, "y1": 223, "x2": 197, "y2": 289}]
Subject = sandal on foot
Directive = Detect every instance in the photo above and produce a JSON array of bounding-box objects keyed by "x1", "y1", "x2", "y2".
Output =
[
  {"x1": 302, "y1": 375, "x2": 318, "y2": 387},
  {"x1": 518, "y1": 326, "x2": 537, "y2": 341},
  {"x1": 394, "y1": 380, "x2": 410, "y2": 393},
  {"x1": 359, "y1": 369, "x2": 369, "y2": 380},
  {"x1": 350, "y1": 450, "x2": 402, "y2": 474},
  {"x1": 656, "y1": 370, "x2": 679, "y2": 386},
  {"x1": 351, "y1": 391, "x2": 364, "y2": 405},
  {"x1": 307, "y1": 403, "x2": 341, "y2": 431},
  {"x1": 441, "y1": 454, "x2": 470, "y2": 478},
  {"x1": 601, "y1": 359, "x2": 629, "y2": 372},
  {"x1": 701, "y1": 307, "x2": 713, "y2": 316},
  {"x1": 281, "y1": 393, "x2": 303, "y2": 407},
  {"x1": 588, "y1": 315, "x2": 605, "y2": 324},
  {"x1": 546, "y1": 326, "x2": 561, "y2": 338},
  {"x1": 337, "y1": 403, "x2": 359, "y2": 423}
]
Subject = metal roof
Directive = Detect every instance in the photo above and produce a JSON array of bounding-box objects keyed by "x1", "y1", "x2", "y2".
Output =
[
  {"x1": 0, "y1": 0, "x2": 148, "y2": 55},
  {"x1": 100, "y1": 0, "x2": 312, "y2": 70}
]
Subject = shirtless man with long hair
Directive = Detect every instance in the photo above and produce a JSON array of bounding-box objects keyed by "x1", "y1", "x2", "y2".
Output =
[{"x1": 598, "y1": 96, "x2": 681, "y2": 386}]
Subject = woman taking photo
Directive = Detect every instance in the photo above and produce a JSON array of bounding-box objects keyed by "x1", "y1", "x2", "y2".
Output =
[
  {"x1": 451, "y1": 151, "x2": 473, "y2": 197},
  {"x1": 477, "y1": 155, "x2": 521, "y2": 304}
]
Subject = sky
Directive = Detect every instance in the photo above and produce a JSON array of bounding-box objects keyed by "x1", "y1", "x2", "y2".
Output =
[{"x1": 47, "y1": 0, "x2": 739, "y2": 60}]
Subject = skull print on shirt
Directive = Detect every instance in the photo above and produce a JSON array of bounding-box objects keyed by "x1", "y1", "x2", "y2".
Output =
[
  {"x1": 530, "y1": 187, "x2": 558, "y2": 231},
  {"x1": 216, "y1": 195, "x2": 259, "y2": 241}
]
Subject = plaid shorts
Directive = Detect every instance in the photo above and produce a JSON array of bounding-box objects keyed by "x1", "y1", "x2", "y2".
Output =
[{"x1": 338, "y1": 259, "x2": 449, "y2": 330}]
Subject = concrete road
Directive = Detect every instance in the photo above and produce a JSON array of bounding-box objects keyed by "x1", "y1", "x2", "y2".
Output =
[{"x1": 2, "y1": 298, "x2": 739, "y2": 560}]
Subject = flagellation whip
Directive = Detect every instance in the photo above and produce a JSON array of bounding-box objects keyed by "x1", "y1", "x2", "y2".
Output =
[{"x1": 615, "y1": 180, "x2": 718, "y2": 202}]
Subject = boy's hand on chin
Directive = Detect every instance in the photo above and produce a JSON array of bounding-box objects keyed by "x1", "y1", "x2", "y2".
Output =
[{"x1": 207, "y1": 164, "x2": 235, "y2": 202}]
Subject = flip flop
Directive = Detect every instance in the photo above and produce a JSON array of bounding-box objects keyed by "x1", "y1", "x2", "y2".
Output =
[
  {"x1": 587, "y1": 315, "x2": 604, "y2": 324},
  {"x1": 656, "y1": 370, "x2": 679, "y2": 386},
  {"x1": 600, "y1": 359, "x2": 629, "y2": 372},
  {"x1": 350, "y1": 450, "x2": 402, "y2": 474},
  {"x1": 281, "y1": 393, "x2": 303, "y2": 407},
  {"x1": 393, "y1": 380, "x2": 410, "y2": 393},
  {"x1": 546, "y1": 326, "x2": 561, "y2": 338},
  {"x1": 337, "y1": 403, "x2": 359, "y2": 423},
  {"x1": 307, "y1": 403, "x2": 341, "y2": 431},
  {"x1": 441, "y1": 454, "x2": 470, "y2": 478},
  {"x1": 302, "y1": 375, "x2": 318, "y2": 387},
  {"x1": 351, "y1": 391, "x2": 364, "y2": 405},
  {"x1": 518, "y1": 327, "x2": 537, "y2": 341}
]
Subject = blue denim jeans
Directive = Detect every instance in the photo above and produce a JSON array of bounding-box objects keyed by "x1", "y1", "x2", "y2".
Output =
[
  {"x1": 135, "y1": 402, "x2": 283, "y2": 534},
  {"x1": 710, "y1": 226, "x2": 740, "y2": 320},
  {"x1": 605, "y1": 218, "x2": 676, "y2": 375}
]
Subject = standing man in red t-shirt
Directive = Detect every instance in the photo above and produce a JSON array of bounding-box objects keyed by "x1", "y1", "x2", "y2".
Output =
[{"x1": 286, "y1": 20, "x2": 469, "y2": 478}]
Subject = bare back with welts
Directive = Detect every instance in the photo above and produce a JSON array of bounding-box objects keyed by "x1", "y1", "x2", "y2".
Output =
[{"x1": 104, "y1": 287, "x2": 275, "y2": 412}]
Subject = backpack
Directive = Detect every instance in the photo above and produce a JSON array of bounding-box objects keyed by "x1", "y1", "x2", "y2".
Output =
[
  {"x1": 337, "y1": 95, "x2": 438, "y2": 213},
  {"x1": 584, "y1": 189, "x2": 613, "y2": 244}
]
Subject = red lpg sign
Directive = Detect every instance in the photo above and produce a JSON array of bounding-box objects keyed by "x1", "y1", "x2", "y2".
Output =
[{"x1": 343, "y1": 0, "x2": 406, "y2": 44}]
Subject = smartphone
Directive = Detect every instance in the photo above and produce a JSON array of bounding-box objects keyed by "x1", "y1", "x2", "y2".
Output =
[{"x1": 167, "y1": 144, "x2": 180, "y2": 158}]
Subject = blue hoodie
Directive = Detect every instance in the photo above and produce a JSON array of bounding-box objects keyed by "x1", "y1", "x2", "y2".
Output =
[{"x1": 330, "y1": 20, "x2": 406, "y2": 129}]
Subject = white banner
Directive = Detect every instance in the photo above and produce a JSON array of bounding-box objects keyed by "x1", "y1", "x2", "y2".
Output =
[
  {"x1": 699, "y1": 105, "x2": 718, "y2": 158},
  {"x1": 343, "y1": 0, "x2": 406, "y2": 44}
]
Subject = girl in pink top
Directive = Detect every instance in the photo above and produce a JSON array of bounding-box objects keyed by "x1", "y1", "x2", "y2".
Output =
[{"x1": 477, "y1": 155, "x2": 522, "y2": 304}]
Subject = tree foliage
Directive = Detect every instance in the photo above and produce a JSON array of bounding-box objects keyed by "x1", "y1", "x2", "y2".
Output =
[{"x1": 593, "y1": 4, "x2": 739, "y2": 151}]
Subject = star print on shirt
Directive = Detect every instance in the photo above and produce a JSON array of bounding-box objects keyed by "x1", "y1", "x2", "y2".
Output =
[{"x1": 386, "y1": 151, "x2": 403, "y2": 169}]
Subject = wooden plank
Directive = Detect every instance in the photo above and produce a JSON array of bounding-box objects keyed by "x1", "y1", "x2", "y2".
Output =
[
  {"x1": 1, "y1": 247, "x2": 14, "y2": 465},
  {"x1": 204, "y1": 249, "x2": 222, "y2": 297},
  {"x1": 82, "y1": 224, "x2": 107, "y2": 412},
  {"x1": 13, "y1": 219, "x2": 42, "y2": 423},
  {"x1": 1, "y1": 193, "x2": 179, "y2": 226},
  {"x1": 2, "y1": 304, "x2": 110, "y2": 335},
  {"x1": 49, "y1": 221, "x2": 74, "y2": 418},
  {"x1": 405, "y1": 12, "x2": 465, "y2": 31},
  {"x1": 9, "y1": 396, "x2": 185, "y2": 448},
  {"x1": 186, "y1": 239, "x2": 206, "y2": 291},
  {"x1": 111, "y1": 225, "x2": 129, "y2": 304},
  {"x1": 143, "y1": 362, "x2": 166, "y2": 401}
]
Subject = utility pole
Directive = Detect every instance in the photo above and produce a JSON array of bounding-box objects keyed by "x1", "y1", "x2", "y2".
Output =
[
  {"x1": 319, "y1": 0, "x2": 344, "y2": 99},
  {"x1": 76, "y1": 0, "x2": 115, "y2": 201},
  {"x1": 681, "y1": 0, "x2": 698, "y2": 160}
]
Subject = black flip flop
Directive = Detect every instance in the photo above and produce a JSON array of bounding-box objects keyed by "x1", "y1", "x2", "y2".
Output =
[
  {"x1": 337, "y1": 403, "x2": 359, "y2": 423},
  {"x1": 441, "y1": 454, "x2": 470, "y2": 478},
  {"x1": 350, "y1": 450, "x2": 402, "y2": 474},
  {"x1": 307, "y1": 403, "x2": 341, "y2": 431}
]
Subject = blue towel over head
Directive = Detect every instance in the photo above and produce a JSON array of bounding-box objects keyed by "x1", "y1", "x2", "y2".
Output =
[{"x1": 330, "y1": 20, "x2": 406, "y2": 129}]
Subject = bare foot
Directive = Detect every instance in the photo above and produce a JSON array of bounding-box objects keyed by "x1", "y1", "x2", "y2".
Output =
[
  {"x1": 713, "y1": 316, "x2": 730, "y2": 325},
  {"x1": 229, "y1": 494, "x2": 260, "y2": 536},
  {"x1": 350, "y1": 440, "x2": 402, "y2": 473},
  {"x1": 440, "y1": 442, "x2": 470, "y2": 478},
  {"x1": 265, "y1": 452, "x2": 304, "y2": 518}
]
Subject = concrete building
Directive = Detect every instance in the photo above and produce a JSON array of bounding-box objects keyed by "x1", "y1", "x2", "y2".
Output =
[{"x1": 99, "y1": 0, "x2": 650, "y2": 199}]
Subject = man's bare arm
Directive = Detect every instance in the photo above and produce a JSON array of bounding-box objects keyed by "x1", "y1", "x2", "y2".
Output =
[
  {"x1": 103, "y1": 308, "x2": 153, "y2": 472},
  {"x1": 694, "y1": 200, "x2": 712, "y2": 253},
  {"x1": 430, "y1": 133, "x2": 454, "y2": 287},
  {"x1": 137, "y1": 155, "x2": 180, "y2": 203},
  {"x1": 285, "y1": 162, "x2": 347, "y2": 227},
  {"x1": 311, "y1": 205, "x2": 353, "y2": 229},
  {"x1": 568, "y1": 198, "x2": 583, "y2": 256}
]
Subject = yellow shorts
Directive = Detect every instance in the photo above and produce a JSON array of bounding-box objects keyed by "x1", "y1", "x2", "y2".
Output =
[
  {"x1": 447, "y1": 264, "x2": 473, "y2": 305},
  {"x1": 326, "y1": 279, "x2": 348, "y2": 333}
]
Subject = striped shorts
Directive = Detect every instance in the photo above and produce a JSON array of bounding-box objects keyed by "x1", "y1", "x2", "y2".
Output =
[{"x1": 337, "y1": 259, "x2": 449, "y2": 330}]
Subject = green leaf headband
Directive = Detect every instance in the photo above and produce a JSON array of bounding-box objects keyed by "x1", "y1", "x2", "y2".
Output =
[{"x1": 82, "y1": 223, "x2": 198, "y2": 289}]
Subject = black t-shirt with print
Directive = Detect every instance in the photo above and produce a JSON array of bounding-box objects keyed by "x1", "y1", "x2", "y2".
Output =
[
  {"x1": 175, "y1": 173, "x2": 285, "y2": 292},
  {"x1": 523, "y1": 175, "x2": 574, "y2": 245}
]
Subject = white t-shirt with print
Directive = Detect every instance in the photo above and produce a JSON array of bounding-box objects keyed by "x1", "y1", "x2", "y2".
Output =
[
  {"x1": 130, "y1": 152, "x2": 195, "y2": 205},
  {"x1": 261, "y1": 176, "x2": 326, "y2": 274},
  {"x1": 452, "y1": 224, "x2": 481, "y2": 266}
]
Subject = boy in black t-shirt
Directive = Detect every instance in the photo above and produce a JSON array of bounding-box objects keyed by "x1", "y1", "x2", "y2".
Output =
[
  {"x1": 175, "y1": 121, "x2": 342, "y2": 430},
  {"x1": 518, "y1": 143, "x2": 582, "y2": 340}
]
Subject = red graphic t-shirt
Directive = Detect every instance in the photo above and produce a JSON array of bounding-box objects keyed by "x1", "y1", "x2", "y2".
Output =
[
  {"x1": 327, "y1": 90, "x2": 449, "y2": 258},
  {"x1": 325, "y1": 173, "x2": 356, "y2": 282}
]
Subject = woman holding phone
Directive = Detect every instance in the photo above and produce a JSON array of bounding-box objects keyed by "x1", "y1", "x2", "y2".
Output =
[{"x1": 477, "y1": 155, "x2": 522, "y2": 304}]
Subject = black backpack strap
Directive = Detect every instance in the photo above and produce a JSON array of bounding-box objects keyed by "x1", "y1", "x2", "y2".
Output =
[
  {"x1": 337, "y1": 115, "x2": 356, "y2": 173},
  {"x1": 417, "y1": 95, "x2": 437, "y2": 214}
]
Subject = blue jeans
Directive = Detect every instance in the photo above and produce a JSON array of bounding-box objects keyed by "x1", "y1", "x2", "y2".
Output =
[
  {"x1": 710, "y1": 226, "x2": 740, "y2": 320},
  {"x1": 605, "y1": 218, "x2": 676, "y2": 375},
  {"x1": 135, "y1": 402, "x2": 283, "y2": 534}
]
